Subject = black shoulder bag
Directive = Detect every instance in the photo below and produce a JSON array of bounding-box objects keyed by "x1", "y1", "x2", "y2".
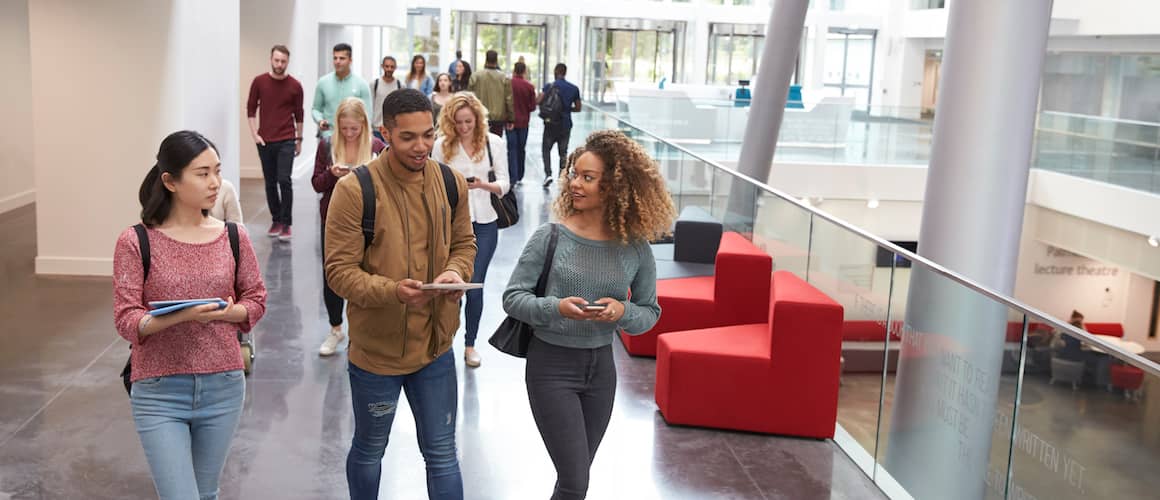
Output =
[
  {"x1": 121, "y1": 222, "x2": 241, "y2": 394},
  {"x1": 488, "y1": 223, "x2": 558, "y2": 358},
  {"x1": 485, "y1": 142, "x2": 519, "y2": 228}
]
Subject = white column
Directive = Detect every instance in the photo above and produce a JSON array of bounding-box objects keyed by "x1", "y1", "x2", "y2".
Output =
[
  {"x1": 734, "y1": 0, "x2": 810, "y2": 184},
  {"x1": 439, "y1": 6, "x2": 453, "y2": 75},
  {"x1": 885, "y1": 1, "x2": 1053, "y2": 499}
]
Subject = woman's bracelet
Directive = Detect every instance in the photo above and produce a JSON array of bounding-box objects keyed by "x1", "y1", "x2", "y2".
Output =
[{"x1": 138, "y1": 314, "x2": 153, "y2": 334}]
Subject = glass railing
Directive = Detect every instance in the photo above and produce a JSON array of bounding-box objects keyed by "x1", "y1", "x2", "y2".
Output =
[
  {"x1": 1033, "y1": 111, "x2": 1160, "y2": 193},
  {"x1": 599, "y1": 94, "x2": 933, "y2": 166},
  {"x1": 573, "y1": 103, "x2": 1160, "y2": 500},
  {"x1": 599, "y1": 93, "x2": 1160, "y2": 195}
]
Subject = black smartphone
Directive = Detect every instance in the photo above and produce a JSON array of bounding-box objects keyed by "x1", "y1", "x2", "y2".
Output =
[
  {"x1": 465, "y1": 176, "x2": 477, "y2": 183},
  {"x1": 583, "y1": 303, "x2": 608, "y2": 311}
]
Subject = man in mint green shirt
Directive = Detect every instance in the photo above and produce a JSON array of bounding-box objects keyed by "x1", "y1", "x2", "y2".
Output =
[{"x1": 312, "y1": 43, "x2": 372, "y2": 139}]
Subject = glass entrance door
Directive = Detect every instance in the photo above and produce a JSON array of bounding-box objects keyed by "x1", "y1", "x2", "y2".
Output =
[
  {"x1": 822, "y1": 27, "x2": 877, "y2": 110},
  {"x1": 466, "y1": 22, "x2": 547, "y2": 86},
  {"x1": 585, "y1": 18, "x2": 685, "y2": 104}
]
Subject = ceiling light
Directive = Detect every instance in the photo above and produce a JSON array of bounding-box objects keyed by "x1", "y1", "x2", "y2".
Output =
[
  {"x1": 867, "y1": 199, "x2": 880, "y2": 209},
  {"x1": 1149, "y1": 236, "x2": 1159, "y2": 247}
]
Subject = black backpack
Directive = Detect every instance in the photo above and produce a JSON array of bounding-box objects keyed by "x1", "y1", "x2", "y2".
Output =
[
  {"x1": 539, "y1": 83, "x2": 565, "y2": 124},
  {"x1": 120, "y1": 222, "x2": 241, "y2": 394},
  {"x1": 351, "y1": 162, "x2": 459, "y2": 249}
]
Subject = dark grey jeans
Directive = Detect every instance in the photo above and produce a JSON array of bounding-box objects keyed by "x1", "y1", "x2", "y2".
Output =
[{"x1": 525, "y1": 335, "x2": 616, "y2": 500}]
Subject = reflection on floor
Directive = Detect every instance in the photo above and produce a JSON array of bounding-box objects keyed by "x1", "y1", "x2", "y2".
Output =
[
  {"x1": 838, "y1": 369, "x2": 1160, "y2": 499},
  {"x1": 0, "y1": 125, "x2": 884, "y2": 499}
]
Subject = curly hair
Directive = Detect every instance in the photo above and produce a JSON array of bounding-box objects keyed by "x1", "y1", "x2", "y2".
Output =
[
  {"x1": 553, "y1": 130, "x2": 677, "y2": 244},
  {"x1": 437, "y1": 92, "x2": 489, "y2": 162}
]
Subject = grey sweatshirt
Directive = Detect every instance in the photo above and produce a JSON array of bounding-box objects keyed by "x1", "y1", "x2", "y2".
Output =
[{"x1": 502, "y1": 223, "x2": 661, "y2": 349}]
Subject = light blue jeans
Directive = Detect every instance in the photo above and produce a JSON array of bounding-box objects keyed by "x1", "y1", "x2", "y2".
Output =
[{"x1": 131, "y1": 371, "x2": 246, "y2": 500}]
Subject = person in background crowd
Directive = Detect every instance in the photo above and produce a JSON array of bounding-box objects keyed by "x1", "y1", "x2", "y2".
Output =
[
  {"x1": 432, "y1": 93, "x2": 509, "y2": 368},
  {"x1": 114, "y1": 130, "x2": 268, "y2": 500},
  {"x1": 452, "y1": 60, "x2": 472, "y2": 93},
  {"x1": 313, "y1": 98, "x2": 387, "y2": 357},
  {"x1": 430, "y1": 73, "x2": 454, "y2": 126},
  {"x1": 447, "y1": 50, "x2": 463, "y2": 78},
  {"x1": 503, "y1": 130, "x2": 675, "y2": 500},
  {"x1": 209, "y1": 178, "x2": 243, "y2": 224},
  {"x1": 508, "y1": 61, "x2": 537, "y2": 185},
  {"x1": 406, "y1": 54, "x2": 435, "y2": 96},
  {"x1": 246, "y1": 44, "x2": 303, "y2": 241},
  {"x1": 371, "y1": 56, "x2": 403, "y2": 142},
  {"x1": 468, "y1": 50, "x2": 513, "y2": 137},
  {"x1": 325, "y1": 89, "x2": 475, "y2": 500},
  {"x1": 312, "y1": 43, "x2": 372, "y2": 141},
  {"x1": 538, "y1": 63, "x2": 582, "y2": 188}
]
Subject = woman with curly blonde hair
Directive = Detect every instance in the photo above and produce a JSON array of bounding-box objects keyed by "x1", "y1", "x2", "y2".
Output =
[
  {"x1": 502, "y1": 130, "x2": 675, "y2": 500},
  {"x1": 432, "y1": 92, "x2": 509, "y2": 368}
]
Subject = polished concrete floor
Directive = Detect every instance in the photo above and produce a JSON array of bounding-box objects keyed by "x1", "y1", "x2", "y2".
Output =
[{"x1": 0, "y1": 128, "x2": 885, "y2": 499}]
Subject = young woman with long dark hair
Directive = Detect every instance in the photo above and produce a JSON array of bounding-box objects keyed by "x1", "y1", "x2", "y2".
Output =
[
  {"x1": 113, "y1": 130, "x2": 267, "y2": 499},
  {"x1": 406, "y1": 54, "x2": 434, "y2": 96}
]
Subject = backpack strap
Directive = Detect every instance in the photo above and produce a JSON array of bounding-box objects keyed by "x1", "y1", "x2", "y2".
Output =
[
  {"x1": 352, "y1": 161, "x2": 458, "y2": 251},
  {"x1": 438, "y1": 162, "x2": 459, "y2": 214},
  {"x1": 373, "y1": 77, "x2": 378, "y2": 96},
  {"x1": 133, "y1": 224, "x2": 150, "y2": 281},
  {"x1": 226, "y1": 222, "x2": 240, "y2": 278},
  {"x1": 353, "y1": 165, "x2": 375, "y2": 250}
]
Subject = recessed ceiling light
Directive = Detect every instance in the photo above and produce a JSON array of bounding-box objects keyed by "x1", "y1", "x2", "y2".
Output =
[
  {"x1": 867, "y1": 199, "x2": 880, "y2": 209},
  {"x1": 1148, "y1": 235, "x2": 1159, "y2": 247}
]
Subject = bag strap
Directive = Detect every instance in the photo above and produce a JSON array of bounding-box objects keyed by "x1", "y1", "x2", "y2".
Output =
[
  {"x1": 226, "y1": 222, "x2": 240, "y2": 279},
  {"x1": 133, "y1": 224, "x2": 150, "y2": 281},
  {"x1": 353, "y1": 161, "x2": 459, "y2": 250},
  {"x1": 534, "y1": 224, "x2": 559, "y2": 297},
  {"x1": 373, "y1": 78, "x2": 378, "y2": 95},
  {"x1": 353, "y1": 165, "x2": 375, "y2": 250}
]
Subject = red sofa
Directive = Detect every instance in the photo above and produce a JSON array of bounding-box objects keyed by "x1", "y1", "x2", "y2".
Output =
[
  {"x1": 1085, "y1": 323, "x2": 1124, "y2": 337},
  {"x1": 621, "y1": 232, "x2": 772, "y2": 357},
  {"x1": 655, "y1": 271, "x2": 844, "y2": 438}
]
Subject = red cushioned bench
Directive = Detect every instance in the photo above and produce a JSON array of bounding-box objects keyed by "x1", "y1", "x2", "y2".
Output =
[
  {"x1": 620, "y1": 231, "x2": 772, "y2": 357},
  {"x1": 655, "y1": 271, "x2": 844, "y2": 438}
]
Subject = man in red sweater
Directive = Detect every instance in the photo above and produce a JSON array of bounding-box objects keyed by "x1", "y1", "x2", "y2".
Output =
[
  {"x1": 246, "y1": 44, "x2": 304, "y2": 241},
  {"x1": 507, "y1": 62, "x2": 537, "y2": 185}
]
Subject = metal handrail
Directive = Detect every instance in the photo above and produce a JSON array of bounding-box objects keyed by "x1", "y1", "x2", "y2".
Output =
[{"x1": 582, "y1": 102, "x2": 1160, "y2": 377}]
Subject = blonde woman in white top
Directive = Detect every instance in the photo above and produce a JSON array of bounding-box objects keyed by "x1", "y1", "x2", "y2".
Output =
[{"x1": 432, "y1": 92, "x2": 510, "y2": 368}]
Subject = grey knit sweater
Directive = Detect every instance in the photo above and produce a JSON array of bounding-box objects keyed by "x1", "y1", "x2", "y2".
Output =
[{"x1": 502, "y1": 223, "x2": 661, "y2": 349}]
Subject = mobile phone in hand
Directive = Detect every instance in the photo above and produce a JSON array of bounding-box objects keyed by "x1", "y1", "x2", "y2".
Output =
[
  {"x1": 583, "y1": 303, "x2": 608, "y2": 311},
  {"x1": 465, "y1": 176, "x2": 477, "y2": 183}
]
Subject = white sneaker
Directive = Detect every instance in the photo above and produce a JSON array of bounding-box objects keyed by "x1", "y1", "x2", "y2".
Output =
[
  {"x1": 464, "y1": 347, "x2": 481, "y2": 368},
  {"x1": 319, "y1": 327, "x2": 345, "y2": 356}
]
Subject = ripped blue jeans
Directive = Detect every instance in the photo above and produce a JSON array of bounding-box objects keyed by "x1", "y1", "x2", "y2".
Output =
[{"x1": 346, "y1": 351, "x2": 463, "y2": 500}]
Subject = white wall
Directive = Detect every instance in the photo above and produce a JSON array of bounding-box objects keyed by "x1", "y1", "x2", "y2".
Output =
[
  {"x1": 1123, "y1": 273, "x2": 1159, "y2": 351},
  {"x1": 1052, "y1": 0, "x2": 1160, "y2": 36},
  {"x1": 30, "y1": 0, "x2": 240, "y2": 276},
  {"x1": 240, "y1": 0, "x2": 320, "y2": 180},
  {"x1": 0, "y1": 0, "x2": 35, "y2": 214}
]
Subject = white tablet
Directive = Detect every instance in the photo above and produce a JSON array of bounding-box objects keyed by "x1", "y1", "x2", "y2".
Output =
[{"x1": 419, "y1": 283, "x2": 484, "y2": 291}]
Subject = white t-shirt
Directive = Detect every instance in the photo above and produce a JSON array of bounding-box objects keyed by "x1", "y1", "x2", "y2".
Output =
[
  {"x1": 432, "y1": 134, "x2": 510, "y2": 224},
  {"x1": 371, "y1": 76, "x2": 402, "y2": 127}
]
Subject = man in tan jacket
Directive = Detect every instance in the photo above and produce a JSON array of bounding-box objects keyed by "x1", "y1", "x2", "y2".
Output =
[
  {"x1": 468, "y1": 49, "x2": 513, "y2": 137},
  {"x1": 324, "y1": 88, "x2": 475, "y2": 500}
]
